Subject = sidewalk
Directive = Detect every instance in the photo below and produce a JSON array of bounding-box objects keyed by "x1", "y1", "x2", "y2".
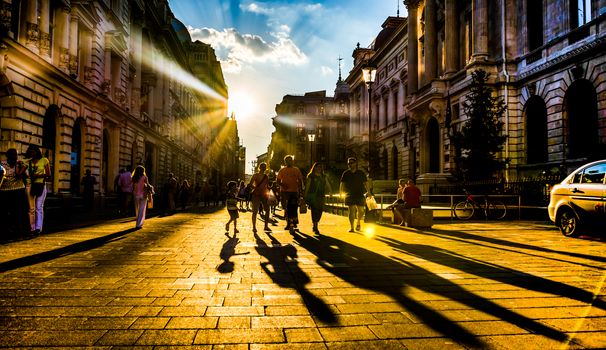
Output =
[{"x1": 0, "y1": 210, "x2": 604, "y2": 348}]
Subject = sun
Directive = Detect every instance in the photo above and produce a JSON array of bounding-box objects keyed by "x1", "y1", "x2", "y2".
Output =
[{"x1": 228, "y1": 91, "x2": 256, "y2": 121}]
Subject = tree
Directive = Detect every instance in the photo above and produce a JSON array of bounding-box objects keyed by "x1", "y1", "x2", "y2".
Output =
[{"x1": 453, "y1": 70, "x2": 507, "y2": 181}]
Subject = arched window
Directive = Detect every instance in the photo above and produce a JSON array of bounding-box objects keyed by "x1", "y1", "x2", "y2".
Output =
[
  {"x1": 524, "y1": 96, "x2": 548, "y2": 164},
  {"x1": 382, "y1": 148, "x2": 388, "y2": 179},
  {"x1": 565, "y1": 79, "x2": 600, "y2": 160}
]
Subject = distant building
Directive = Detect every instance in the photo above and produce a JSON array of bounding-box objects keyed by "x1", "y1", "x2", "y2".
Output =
[
  {"x1": 269, "y1": 81, "x2": 350, "y2": 177},
  {"x1": 0, "y1": 1, "x2": 235, "y2": 197}
]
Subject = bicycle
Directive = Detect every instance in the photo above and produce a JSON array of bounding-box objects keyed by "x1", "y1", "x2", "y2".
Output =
[{"x1": 453, "y1": 190, "x2": 507, "y2": 220}]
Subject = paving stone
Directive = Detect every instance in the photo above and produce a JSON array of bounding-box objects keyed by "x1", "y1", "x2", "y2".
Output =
[
  {"x1": 217, "y1": 316, "x2": 251, "y2": 328},
  {"x1": 166, "y1": 316, "x2": 219, "y2": 329},
  {"x1": 251, "y1": 315, "x2": 316, "y2": 328},
  {"x1": 135, "y1": 329, "x2": 197, "y2": 345},
  {"x1": 318, "y1": 326, "x2": 378, "y2": 341},
  {"x1": 205, "y1": 306, "x2": 264, "y2": 316},
  {"x1": 250, "y1": 343, "x2": 328, "y2": 350},
  {"x1": 326, "y1": 339, "x2": 408, "y2": 350},
  {"x1": 95, "y1": 329, "x2": 144, "y2": 346},
  {"x1": 129, "y1": 316, "x2": 170, "y2": 329},
  {"x1": 193, "y1": 328, "x2": 285, "y2": 344}
]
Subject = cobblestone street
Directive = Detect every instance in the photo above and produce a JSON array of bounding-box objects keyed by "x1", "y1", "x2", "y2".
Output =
[{"x1": 0, "y1": 210, "x2": 605, "y2": 349}]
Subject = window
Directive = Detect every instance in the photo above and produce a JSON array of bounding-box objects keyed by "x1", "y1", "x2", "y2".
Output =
[
  {"x1": 571, "y1": 0, "x2": 592, "y2": 28},
  {"x1": 581, "y1": 164, "x2": 606, "y2": 184},
  {"x1": 297, "y1": 105, "x2": 304, "y2": 114},
  {"x1": 393, "y1": 91, "x2": 398, "y2": 123},
  {"x1": 319, "y1": 104, "x2": 325, "y2": 116},
  {"x1": 528, "y1": 0, "x2": 544, "y2": 51},
  {"x1": 296, "y1": 123, "x2": 305, "y2": 137}
]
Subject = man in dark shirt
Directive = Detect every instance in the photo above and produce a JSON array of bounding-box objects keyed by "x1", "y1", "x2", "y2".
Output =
[{"x1": 339, "y1": 157, "x2": 368, "y2": 232}]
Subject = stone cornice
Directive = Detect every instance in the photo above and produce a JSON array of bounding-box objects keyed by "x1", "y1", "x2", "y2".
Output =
[{"x1": 518, "y1": 35, "x2": 606, "y2": 81}]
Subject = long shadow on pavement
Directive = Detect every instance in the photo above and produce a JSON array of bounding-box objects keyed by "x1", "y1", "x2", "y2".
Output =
[
  {"x1": 0, "y1": 227, "x2": 139, "y2": 273},
  {"x1": 414, "y1": 227, "x2": 606, "y2": 271},
  {"x1": 254, "y1": 232, "x2": 337, "y2": 324},
  {"x1": 425, "y1": 227, "x2": 606, "y2": 264},
  {"x1": 292, "y1": 231, "x2": 569, "y2": 348},
  {"x1": 379, "y1": 237, "x2": 606, "y2": 312}
]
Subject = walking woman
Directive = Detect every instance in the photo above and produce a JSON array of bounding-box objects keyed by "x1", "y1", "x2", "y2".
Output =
[
  {"x1": 25, "y1": 145, "x2": 51, "y2": 235},
  {"x1": 248, "y1": 162, "x2": 271, "y2": 233},
  {"x1": 132, "y1": 165, "x2": 150, "y2": 228},
  {"x1": 304, "y1": 162, "x2": 332, "y2": 234}
]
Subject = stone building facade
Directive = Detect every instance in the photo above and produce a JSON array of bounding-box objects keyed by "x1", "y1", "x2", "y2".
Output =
[
  {"x1": 0, "y1": 0, "x2": 235, "y2": 198},
  {"x1": 269, "y1": 81, "x2": 350, "y2": 177},
  {"x1": 346, "y1": 0, "x2": 606, "y2": 191}
]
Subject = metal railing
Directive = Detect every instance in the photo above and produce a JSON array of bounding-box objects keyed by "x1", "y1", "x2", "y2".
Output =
[{"x1": 324, "y1": 193, "x2": 522, "y2": 221}]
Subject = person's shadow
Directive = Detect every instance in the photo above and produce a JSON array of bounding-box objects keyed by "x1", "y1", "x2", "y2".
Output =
[
  {"x1": 254, "y1": 233, "x2": 336, "y2": 324},
  {"x1": 217, "y1": 233, "x2": 249, "y2": 273},
  {"x1": 291, "y1": 231, "x2": 570, "y2": 348}
]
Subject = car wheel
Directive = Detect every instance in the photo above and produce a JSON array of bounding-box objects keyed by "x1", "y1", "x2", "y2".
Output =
[{"x1": 558, "y1": 208, "x2": 580, "y2": 237}]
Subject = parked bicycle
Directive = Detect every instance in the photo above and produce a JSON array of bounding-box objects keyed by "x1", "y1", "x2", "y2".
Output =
[{"x1": 453, "y1": 189, "x2": 507, "y2": 220}]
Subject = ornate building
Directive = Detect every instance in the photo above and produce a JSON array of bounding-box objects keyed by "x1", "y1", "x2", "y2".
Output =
[
  {"x1": 347, "y1": 0, "x2": 606, "y2": 191},
  {"x1": 0, "y1": 0, "x2": 234, "y2": 198},
  {"x1": 268, "y1": 80, "x2": 350, "y2": 177}
]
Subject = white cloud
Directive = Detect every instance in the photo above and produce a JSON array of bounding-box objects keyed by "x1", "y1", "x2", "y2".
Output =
[
  {"x1": 188, "y1": 26, "x2": 308, "y2": 74},
  {"x1": 242, "y1": 3, "x2": 274, "y2": 15},
  {"x1": 320, "y1": 66, "x2": 334, "y2": 77}
]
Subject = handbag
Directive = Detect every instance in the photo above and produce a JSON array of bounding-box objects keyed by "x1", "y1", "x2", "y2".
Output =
[
  {"x1": 366, "y1": 195, "x2": 378, "y2": 211},
  {"x1": 266, "y1": 190, "x2": 278, "y2": 206}
]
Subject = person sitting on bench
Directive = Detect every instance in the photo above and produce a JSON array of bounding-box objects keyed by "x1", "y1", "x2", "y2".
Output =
[{"x1": 391, "y1": 179, "x2": 421, "y2": 226}]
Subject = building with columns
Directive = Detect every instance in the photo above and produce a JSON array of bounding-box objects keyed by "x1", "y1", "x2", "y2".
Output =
[
  {"x1": 0, "y1": 0, "x2": 234, "y2": 200},
  {"x1": 268, "y1": 80, "x2": 350, "y2": 178},
  {"x1": 347, "y1": 0, "x2": 606, "y2": 192}
]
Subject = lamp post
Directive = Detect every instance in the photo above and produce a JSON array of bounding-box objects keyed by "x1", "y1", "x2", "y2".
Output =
[
  {"x1": 362, "y1": 63, "x2": 377, "y2": 178},
  {"x1": 307, "y1": 132, "x2": 316, "y2": 164}
]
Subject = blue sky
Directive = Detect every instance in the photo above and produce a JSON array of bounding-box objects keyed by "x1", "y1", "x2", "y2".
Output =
[{"x1": 170, "y1": 0, "x2": 403, "y2": 171}]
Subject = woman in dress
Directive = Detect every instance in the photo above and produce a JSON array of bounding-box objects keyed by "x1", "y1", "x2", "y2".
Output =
[{"x1": 132, "y1": 165, "x2": 150, "y2": 228}]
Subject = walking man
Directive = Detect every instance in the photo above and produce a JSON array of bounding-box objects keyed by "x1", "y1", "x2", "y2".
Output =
[
  {"x1": 248, "y1": 162, "x2": 271, "y2": 233},
  {"x1": 339, "y1": 157, "x2": 368, "y2": 232}
]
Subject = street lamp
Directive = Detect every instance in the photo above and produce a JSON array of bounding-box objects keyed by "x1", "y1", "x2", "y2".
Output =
[
  {"x1": 307, "y1": 132, "x2": 316, "y2": 164},
  {"x1": 362, "y1": 63, "x2": 377, "y2": 178}
]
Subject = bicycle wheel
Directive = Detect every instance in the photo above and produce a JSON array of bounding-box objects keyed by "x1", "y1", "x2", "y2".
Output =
[
  {"x1": 454, "y1": 201, "x2": 474, "y2": 220},
  {"x1": 487, "y1": 201, "x2": 507, "y2": 219}
]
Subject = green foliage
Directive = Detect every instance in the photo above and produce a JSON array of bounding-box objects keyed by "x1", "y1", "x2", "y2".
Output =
[{"x1": 453, "y1": 70, "x2": 507, "y2": 180}]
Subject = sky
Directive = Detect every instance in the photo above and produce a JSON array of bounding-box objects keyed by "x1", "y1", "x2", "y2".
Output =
[{"x1": 170, "y1": 0, "x2": 404, "y2": 173}]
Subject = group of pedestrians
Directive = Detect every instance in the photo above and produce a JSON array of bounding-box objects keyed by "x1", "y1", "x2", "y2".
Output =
[{"x1": 224, "y1": 155, "x2": 394, "y2": 236}]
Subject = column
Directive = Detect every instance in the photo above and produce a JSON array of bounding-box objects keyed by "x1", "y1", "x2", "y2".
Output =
[
  {"x1": 56, "y1": 7, "x2": 70, "y2": 71},
  {"x1": 69, "y1": 14, "x2": 79, "y2": 76},
  {"x1": 39, "y1": 0, "x2": 50, "y2": 61},
  {"x1": 131, "y1": 20, "x2": 143, "y2": 117},
  {"x1": 425, "y1": 0, "x2": 437, "y2": 81},
  {"x1": 407, "y1": 1, "x2": 419, "y2": 94},
  {"x1": 23, "y1": 0, "x2": 39, "y2": 50},
  {"x1": 472, "y1": 0, "x2": 489, "y2": 60},
  {"x1": 444, "y1": 0, "x2": 459, "y2": 76}
]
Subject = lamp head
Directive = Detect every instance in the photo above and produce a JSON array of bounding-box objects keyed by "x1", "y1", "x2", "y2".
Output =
[{"x1": 362, "y1": 63, "x2": 377, "y2": 84}]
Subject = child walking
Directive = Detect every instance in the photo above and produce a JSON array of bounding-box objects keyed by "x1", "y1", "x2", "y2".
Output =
[{"x1": 225, "y1": 181, "x2": 240, "y2": 233}]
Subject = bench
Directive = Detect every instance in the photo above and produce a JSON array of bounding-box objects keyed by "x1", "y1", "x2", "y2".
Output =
[{"x1": 392, "y1": 207, "x2": 433, "y2": 228}]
